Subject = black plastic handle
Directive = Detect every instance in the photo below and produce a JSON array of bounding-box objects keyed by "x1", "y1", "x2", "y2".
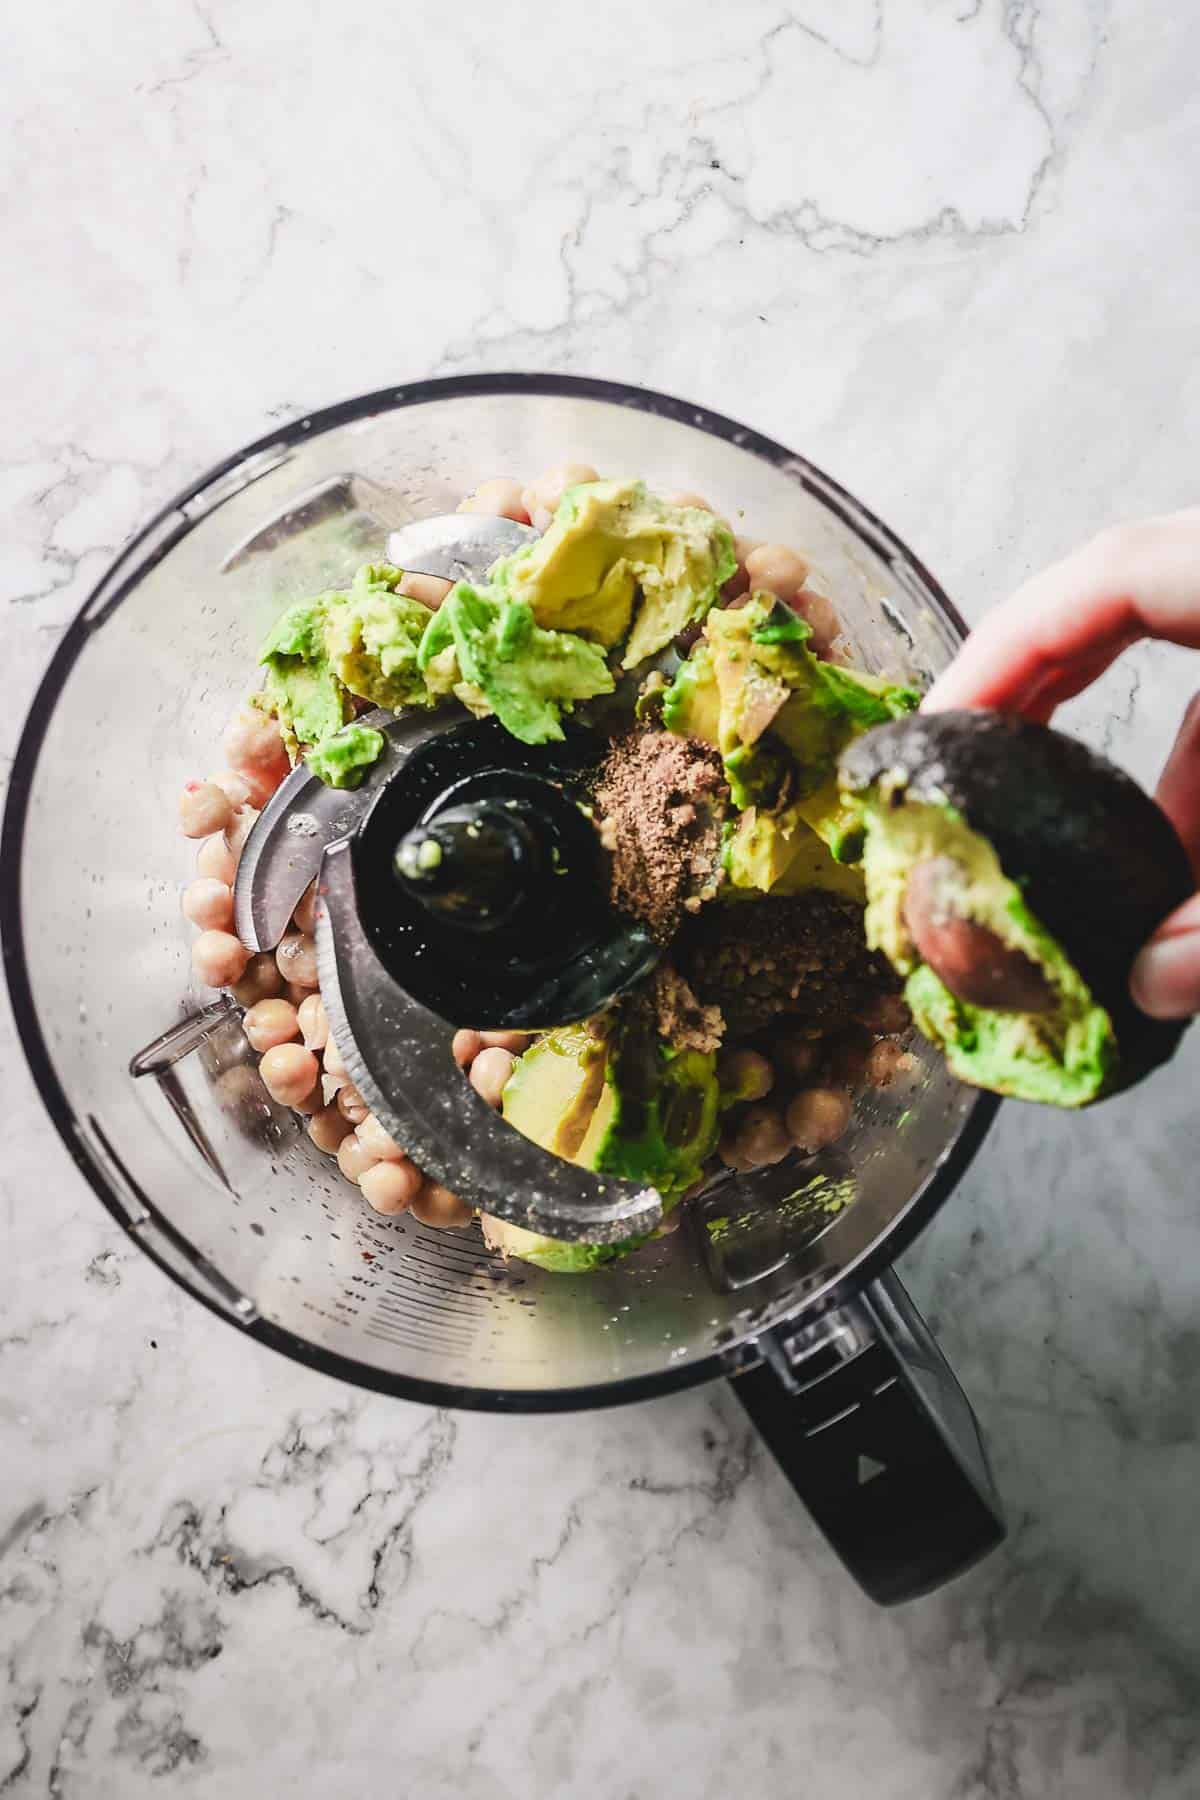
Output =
[{"x1": 730, "y1": 1268, "x2": 1004, "y2": 1604}]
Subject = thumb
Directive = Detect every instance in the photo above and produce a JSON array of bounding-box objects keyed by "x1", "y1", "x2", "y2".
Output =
[{"x1": 1130, "y1": 892, "x2": 1200, "y2": 1020}]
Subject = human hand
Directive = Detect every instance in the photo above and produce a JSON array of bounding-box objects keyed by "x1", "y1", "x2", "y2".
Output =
[{"x1": 923, "y1": 511, "x2": 1200, "y2": 1020}]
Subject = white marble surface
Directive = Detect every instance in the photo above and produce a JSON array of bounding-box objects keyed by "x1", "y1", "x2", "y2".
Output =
[{"x1": 4, "y1": 1, "x2": 1200, "y2": 1793}]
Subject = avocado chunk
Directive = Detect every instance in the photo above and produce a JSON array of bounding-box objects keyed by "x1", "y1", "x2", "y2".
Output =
[
  {"x1": 324, "y1": 563, "x2": 437, "y2": 713},
  {"x1": 417, "y1": 584, "x2": 613, "y2": 745},
  {"x1": 723, "y1": 806, "x2": 866, "y2": 902},
  {"x1": 257, "y1": 593, "x2": 352, "y2": 754},
  {"x1": 838, "y1": 710, "x2": 1195, "y2": 1103},
  {"x1": 305, "y1": 721, "x2": 386, "y2": 790},
  {"x1": 478, "y1": 1214, "x2": 633, "y2": 1275},
  {"x1": 494, "y1": 478, "x2": 736, "y2": 667},
  {"x1": 489, "y1": 1014, "x2": 719, "y2": 1273},
  {"x1": 256, "y1": 563, "x2": 435, "y2": 768},
  {"x1": 662, "y1": 593, "x2": 915, "y2": 889},
  {"x1": 705, "y1": 595, "x2": 919, "y2": 819},
  {"x1": 661, "y1": 640, "x2": 721, "y2": 744},
  {"x1": 591, "y1": 1012, "x2": 719, "y2": 1201}
]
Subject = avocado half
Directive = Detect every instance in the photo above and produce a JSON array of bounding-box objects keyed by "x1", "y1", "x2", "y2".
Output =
[{"x1": 838, "y1": 710, "x2": 1193, "y2": 1104}]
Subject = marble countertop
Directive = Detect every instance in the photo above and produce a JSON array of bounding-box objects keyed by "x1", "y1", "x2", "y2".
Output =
[{"x1": 4, "y1": 2, "x2": 1200, "y2": 1793}]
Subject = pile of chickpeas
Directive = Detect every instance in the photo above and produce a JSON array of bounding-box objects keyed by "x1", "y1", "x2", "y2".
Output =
[
  {"x1": 713, "y1": 992, "x2": 913, "y2": 1174},
  {"x1": 179, "y1": 694, "x2": 485, "y2": 1228},
  {"x1": 177, "y1": 463, "x2": 888, "y2": 1233}
]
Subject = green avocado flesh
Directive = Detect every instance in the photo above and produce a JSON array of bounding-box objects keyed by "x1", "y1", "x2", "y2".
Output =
[
  {"x1": 497, "y1": 478, "x2": 735, "y2": 667},
  {"x1": 663, "y1": 593, "x2": 916, "y2": 899},
  {"x1": 860, "y1": 798, "x2": 1118, "y2": 1105},
  {"x1": 417, "y1": 584, "x2": 613, "y2": 743},
  {"x1": 305, "y1": 722, "x2": 386, "y2": 789},
  {"x1": 491, "y1": 1019, "x2": 719, "y2": 1272},
  {"x1": 256, "y1": 484, "x2": 735, "y2": 781}
]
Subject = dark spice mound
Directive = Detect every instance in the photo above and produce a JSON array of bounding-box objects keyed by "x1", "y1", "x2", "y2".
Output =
[
  {"x1": 593, "y1": 729, "x2": 727, "y2": 941},
  {"x1": 675, "y1": 892, "x2": 900, "y2": 1035}
]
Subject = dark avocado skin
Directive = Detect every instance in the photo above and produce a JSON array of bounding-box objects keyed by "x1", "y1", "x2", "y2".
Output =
[{"x1": 838, "y1": 710, "x2": 1195, "y2": 1100}]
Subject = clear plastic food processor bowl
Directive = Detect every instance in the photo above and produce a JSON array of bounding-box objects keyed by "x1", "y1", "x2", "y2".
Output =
[{"x1": 4, "y1": 377, "x2": 994, "y2": 1417}]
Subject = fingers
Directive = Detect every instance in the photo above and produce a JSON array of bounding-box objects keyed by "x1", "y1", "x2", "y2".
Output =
[
  {"x1": 924, "y1": 510, "x2": 1200, "y2": 718},
  {"x1": 1130, "y1": 892, "x2": 1200, "y2": 1020},
  {"x1": 1156, "y1": 692, "x2": 1200, "y2": 877}
]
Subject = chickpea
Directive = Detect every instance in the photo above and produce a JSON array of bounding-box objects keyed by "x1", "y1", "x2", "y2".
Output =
[
  {"x1": 722, "y1": 536, "x2": 758, "y2": 602},
  {"x1": 283, "y1": 981, "x2": 314, "y2": 1008},
  {"x1": 410, "y1": 1183, "x2": 473, "y2": 1229},
  {"x1": 259, "y1": 1043, "x2": 320, "y2": 1109},
  {"x1": 665, "y1": 490, "x2": 714, "y2": 512},
  {"x1": 720, "y1": 1104, "x2": 792, "y2": 1172},
  {"x1": 209, "y1": 770, "x2": 252, "y2": 810},
  {"x1": 456, "y1": 478, "x2": 531, "y2": 524},
  {"x1": 522, "y1": 462, "x2": 599, "y2": 525},
  {"x1": 361, "y1": 1158, "x2": 424, "y2": 1215},
  {"x1": 179, "y1": 780, "x2": 233, "y2": 840},
  {"x1": 223, "y1": 706, "x2": 287, "y2": 775},
  {"x1": 469, "y1": 1046, "x2": 516, "y2": 1109},
  {"x1": 223, "y1": 807, "x2": 260, "y2": 866},
  {"x1": 337, "y1": 1130, "x2": 379, "y2": 1185},
  {"x1": 293, "y1": 1078, "x2": 324, "y2": 1116},
  {"x1": 744, "y1": 543, "x2": 810, "y2": 602},
  {"x1": 240, "y1": 763, "x2": 286, "y2": 809},
  {"x1": 308, "y1": 1104, "x2": 352, "y2": 1154},
  {"x1": 192, "y1": 930, "x2": 251, "y2": 989},
  {"x1": 323, "y1": 1034, "x2": 346, "y2": 1081},
  {"x1": 181, "y1": 878, "x2": 234, "y2": 932},
  {"x1": 275, "y1": 930, "x2": 318, "y2": 989},
  {"x1": 857, "y1": 992, "x2": 912, "y2": 1036},
  {"x1": 357, "y1": 1113, "x2": 407, "y2": 1162},
  {"x1": 297, "y1": 993, "x2": 328, "y2": 1051},
  {"x1": 716, "y1": 1046, "x2": 774, "y2": 1103},
  {"x1": 480, "y1": 1029, "x2": 530, "y2": 1053},
  {"x1": 451, "y1": 1028, "x2": 483, "y2": 1070},
  {"x1": 775, "y1": 1035, "x2": 822, "y2": 1082},
  {"x1": 865, "y1": 1038, "x2": 910, "y2": 1088},
  {"x1": 794, "y1": 588, "x2": 842, "y2": 654},
  {"x1": 292, "y1": 881, "x2": 318, "y2": 935},
  {"x1": 243, "y1": 998, "x2": 300, "y2": 1053},
  {"x1": 786, "y1": 1087, "x2": 852, "y2": 1153},
  {"x1": 337, "y1": 1083, "x2": 369, "y2": 1125},
  {"x1": 398, "y1": 572, "x2": 453, "y2": 609},
  {"x1": 231, "y1": 952, "x2": 284, "y2": 1006},
  {"x1": 196, "y1": 832, "x2": 237, "y2": 885},
  {"x1": 825, "y1": 1026, "x2": 872, "y2": 1088}
]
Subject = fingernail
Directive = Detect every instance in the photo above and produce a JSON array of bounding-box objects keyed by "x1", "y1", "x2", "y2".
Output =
[{"x1": 1130, "y1": 931, "x2": 1200, "y2": 1020}]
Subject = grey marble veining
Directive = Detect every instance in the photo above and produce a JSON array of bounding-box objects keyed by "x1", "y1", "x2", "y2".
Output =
[{"x1": 3, "y1": 1, "x2": 1200, "y2": 1794}]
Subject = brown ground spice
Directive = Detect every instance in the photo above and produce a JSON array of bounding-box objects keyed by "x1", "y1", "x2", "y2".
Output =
[
  {"x1": 592, "y1": 730, "x2": 727, "y2": 941},
  {"x1": 652, "y1": 964, "x2": 725, "y2": 1054},
  {"x1": 676, "y1": 892, "x2": 900, "y2": 1035}
]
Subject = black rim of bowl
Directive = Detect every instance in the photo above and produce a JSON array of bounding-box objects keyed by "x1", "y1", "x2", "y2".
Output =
[{"x1": 0, "y1": 372, "x2": 998, "y2": 1413}]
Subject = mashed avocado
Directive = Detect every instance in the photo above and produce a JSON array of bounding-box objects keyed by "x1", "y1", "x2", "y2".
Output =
[
  {"x1": 492, "y1": 479, "x2": 736, "y2": 667},
  {"x1": 859, "y1": 797, "x2": 1118, "y2": 1105},
  {"x1": 417, "y1": 584, "x2": 613, "y2": 745}
]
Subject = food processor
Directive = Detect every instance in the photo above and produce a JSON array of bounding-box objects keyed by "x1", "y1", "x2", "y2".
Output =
[{"x1": 1, "y1": 375, "x2": 1004, "y2": 1604}]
